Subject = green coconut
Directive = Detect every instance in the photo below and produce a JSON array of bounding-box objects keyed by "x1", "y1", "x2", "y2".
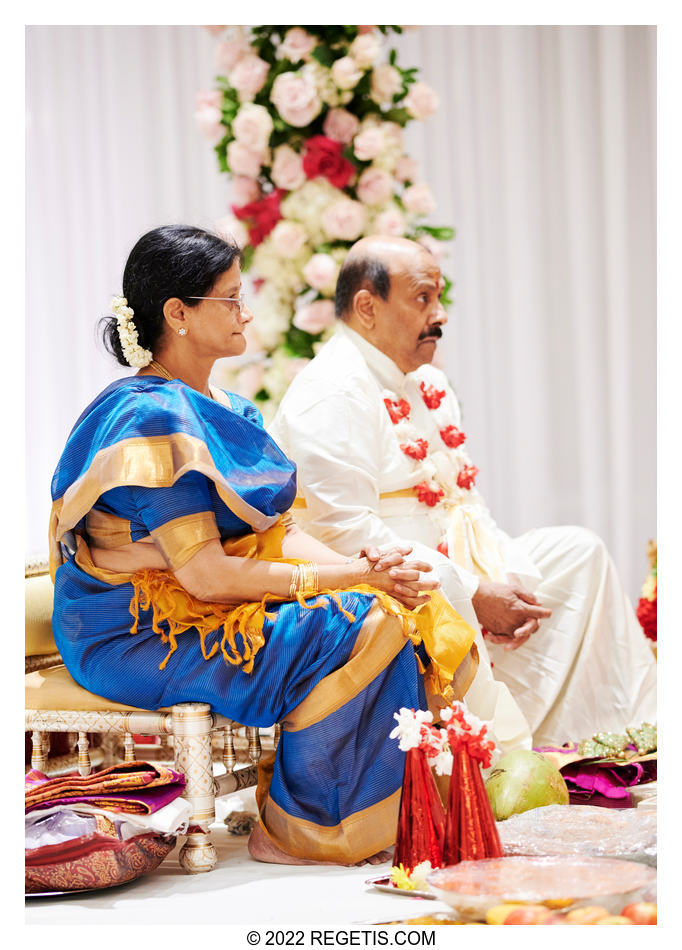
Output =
[{"x1": 485, "y1": 749, "x2": 569, "y2": 821}]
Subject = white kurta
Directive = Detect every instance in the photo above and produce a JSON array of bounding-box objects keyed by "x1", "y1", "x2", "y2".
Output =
[{"x1": 269, "y1": 324, "x2": 657, "y2": 747}]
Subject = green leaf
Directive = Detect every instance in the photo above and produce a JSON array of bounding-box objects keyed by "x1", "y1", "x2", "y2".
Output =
[
  {"x1": 254, "y1": 388, "x2": 270, "y2": 403},
  {"x1": 389, "y1": 48, "x2": 397, "y2": 66},
  {"x1": 240, "y1": 245, "x2": 255, "y2": 272},
  {"x1": 383, "y1": 107, "x2": 411, "y2": 126},
  {"x1": 312, "y1": 44, "x2": 336, "y2": 67},
  {"x1": 284, "y1": 325, "x2": 322, "y2": 359},
  {"x1": 419, "y1": 225, "x2": 456, "y2": 241}
]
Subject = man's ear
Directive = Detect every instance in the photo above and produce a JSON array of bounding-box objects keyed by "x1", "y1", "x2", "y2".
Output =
[{"x1": 353, "y1": 289, "x2": 375, "y2": 329}]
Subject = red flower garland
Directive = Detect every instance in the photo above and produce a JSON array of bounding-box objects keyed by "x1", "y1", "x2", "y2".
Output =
[
  {"x1": 383, "y1": 396, "x2": 411, "y2": 424},
  {"x1": 400, "y1": 438, "x2": 429, "y2": 461},
  {"x1": 420, "y1": 381, "x2": 446, "y2": 409},
  {"x1": 456, "y1": 464, "x2": 479, "y2": 490},
  {"x1": 415, "y1": 481, "x2": 445, "y2": 507},
  {"x1": 440, "y1": 425, "x2": 466, "y2": 449}
]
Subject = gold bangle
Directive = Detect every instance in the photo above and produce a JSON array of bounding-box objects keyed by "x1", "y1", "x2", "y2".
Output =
[{"x1": 288, "y1": 564, "x2": 300, "y2": 600}]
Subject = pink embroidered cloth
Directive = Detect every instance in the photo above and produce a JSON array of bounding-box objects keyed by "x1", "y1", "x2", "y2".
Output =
[
  {"x1": 534, "y1": 744, "x2": 656, "y2": 808},
  {"x1": 25, "y1": 761, "x2": 186, "y2": 815}
]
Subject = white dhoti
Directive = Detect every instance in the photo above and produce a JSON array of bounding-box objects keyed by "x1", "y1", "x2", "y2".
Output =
[{"x1": 483, "y1": 525, "x2": 657, "y2": 746}]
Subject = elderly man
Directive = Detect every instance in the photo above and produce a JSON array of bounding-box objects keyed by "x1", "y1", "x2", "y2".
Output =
[{"x1": 269, "y1": 236, "x2": 657, "y2": 747}]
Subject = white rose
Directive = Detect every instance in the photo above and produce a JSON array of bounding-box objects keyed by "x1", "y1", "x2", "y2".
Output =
[
  {"x1": 353, "y1": 126, "x2": 385, "y2": 162},
  {"x1": 232, "y1": 103, "x2": 273, "y2": 152},
  {"x1": 269, "y1": 220, "x2": 308, "y2": 259},
  {"x1": 370, "y1": 64, "x2": 402, "y2": 105},
  {"x1": 278, "y1": 27, "x2": 317, "y2": 63},
  {"x1": 403, "y1": 182, "x2": 436, "y2": 215},
  {"x1": 371, "y1": 206, "x2": 406, "y2": 237},
  {"x1": 331, "y1": 55, "x2": 364, "y2": 91},
  {"x1": 271, "y1": 145, "x2": 306, "y2": 191},
  {"x1": 349, "y1": 33, "x2": 382, "y2": 68}
]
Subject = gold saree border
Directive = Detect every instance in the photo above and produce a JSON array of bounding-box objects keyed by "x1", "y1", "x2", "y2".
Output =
[
  {"x1": 292, "y1": 488, "x2": 417, "y2": 510},
  {"x1": 281, "y1": 602, "x2": 408, "y2": 733},
  {"x1": 151, "y1": 512, "x2": 220, "y2": 570},
  {"x1": 51, "y1": 432, "x2": 282, "y2": 555},
  {"x1": 261, "y1": 789, "x2": 401, "y2": 863},
  {"x1": 85, "y1": 509, "x2": 133, "y2": 548}
]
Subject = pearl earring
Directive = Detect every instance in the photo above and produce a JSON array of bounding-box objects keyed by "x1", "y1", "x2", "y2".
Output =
[{"x1": 178, "y1": 328, "x2": 187, "y2": 336}]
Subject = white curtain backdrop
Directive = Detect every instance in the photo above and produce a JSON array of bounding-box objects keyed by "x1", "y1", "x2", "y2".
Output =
[{"x1": 25, "y1": 25, "x2": 656, "y2": 599}]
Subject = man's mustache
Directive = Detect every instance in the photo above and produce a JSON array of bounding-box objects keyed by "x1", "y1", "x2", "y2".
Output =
[{"x1": 418, "y1": 325, "x2": 443, "y2": 341}]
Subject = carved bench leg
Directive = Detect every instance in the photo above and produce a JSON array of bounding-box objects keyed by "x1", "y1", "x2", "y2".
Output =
[
  {"x1": 31, "y1": 730, "x2": 47, "y2": 772},
  {"x1": 172, "y1": 702, "x2": 217, "y2": 874}
]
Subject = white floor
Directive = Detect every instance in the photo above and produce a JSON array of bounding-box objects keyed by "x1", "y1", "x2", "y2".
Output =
[{"x1": 25, "y1": 788, "x2": 449, "y2": 927}]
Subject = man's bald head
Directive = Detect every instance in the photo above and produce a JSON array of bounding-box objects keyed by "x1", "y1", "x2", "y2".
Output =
[{"x1": 334, "y1": 236, "x2": 435, "y2": 321}]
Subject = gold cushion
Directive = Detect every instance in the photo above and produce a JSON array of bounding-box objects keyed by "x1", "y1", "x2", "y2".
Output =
[
  {"x1": 26, "y1": 572, "x2": 58, "y2": 657},
  {"x1": 26, "y1": 665, "x2": 170, "y2": 714}
]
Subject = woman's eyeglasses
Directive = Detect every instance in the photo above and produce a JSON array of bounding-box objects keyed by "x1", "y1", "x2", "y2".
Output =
[{"x1": 187, "y1": 293, "x2": 246, "y2": 312}]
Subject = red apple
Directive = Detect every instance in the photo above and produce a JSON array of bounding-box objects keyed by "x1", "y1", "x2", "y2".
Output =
[
  {"x1": 564, "y1": 905, "x2": 610, "y2": 924},
  {"x1": 504, "y1": 906, "x2": 552, "y2": 924},
  {"x1": 621, "y1": 902, "x2": 657, "y2": 925},
  {"x1": 597, "y1": 915, "x2": 633, "y2": 925}
]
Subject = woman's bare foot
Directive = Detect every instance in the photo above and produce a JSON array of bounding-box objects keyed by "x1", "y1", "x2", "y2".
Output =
[{"x1": 248, "y1": 824, "x2": 393, "y2": 867}]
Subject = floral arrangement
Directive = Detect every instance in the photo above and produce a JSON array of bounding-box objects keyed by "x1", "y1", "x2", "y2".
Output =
[
  {"x1": 636, "y1": 540, "x2": 657, "y2": 647},
  {"x1": 195, "y1": 25, "x2": 454, "y2": 421}
]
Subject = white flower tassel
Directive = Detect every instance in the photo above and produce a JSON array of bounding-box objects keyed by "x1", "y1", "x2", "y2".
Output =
[{"x1": 389, "y1": 707, "x2": 434, "y2": 752}]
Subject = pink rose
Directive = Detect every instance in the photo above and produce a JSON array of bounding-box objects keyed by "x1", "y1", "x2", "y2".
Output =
[
  {"x1": 279, "y1": 27, "x2": 317, "y2": 63},
  {"x1": 195, "y1": 93, "x2": 224, "y2": 142},
  {"x1": 293, "y1": 299, "x2": 336, "y2": 334},
  {"x1": 404, "y1": 81, "x2": 439, "y2": 119},
  {"x1": 232, "y1": 103, "x2": 273, "y2": 151},
  {"x1": 321, "y1": 198, "x2": 367, "y2": 241},
  {"x1": 357, "y1": 26, "x2": 375, "y2": 35},
  {"x1": 270, "y1": 220, "x2": 308, "y2": 258},
  {"x1": 271, "y1": 72, "x2": 322, "y2": 128},
  {"x1": 227, "y1": 140, "x2": 264, "y2": 178},
  {"x1": 418, "y1": 234, "x2": 445, "y2": 263},
  {"x1": 353, "y1": 127, "x2": 385, "y2": 162},
  {"x1": 215, "y1": 36, "x2": 251, "y2": 74},
  {"x1": 403, "y1": 183, "x2": 436, "y2": 215},
  {"x1": 229, "y1": 54, "x2": 269, "y2": 101},
  {"x1": 323, "y1": 108, "x2": 360, "y2": 144},
  {"x1": 370, "y1": 64, "x2": 403, "y2": 105},
  {"x1": 381, "y1": 121, "x2": 403, "y2": 148},
  {"x1": 271, "y1": 145, "x2": 306, "y2": 190},
  {"x1": 349, "y1": 33, "x2": 381, "y2": 68},
  {"x1": 373, "y1": 206, "x2": 406, "y2": 237},
  {"x1": 214, "y1": 215, "x2": 249, "y2": 248},
  {"x1": 302, "y1": 253, "x2": 338, "y2": 292},
  {"x1": 231, "y1": 175, "x2": 261, "y2": 205},
  {"x1": 284, "y1": 356, "x2": 312, "y2": 382},
  {"x1": 357, "y1": 167, "x2": 395, "y2": 206},
  {"x1": 236, "y1": 362, "x2": 265, "y2": 400},
  {"x1": 394, "y1": 155, "x2": 419, "y2": 183},
  {"x1": 331, "y1": 56, "x2": 364, "y2": 91}
]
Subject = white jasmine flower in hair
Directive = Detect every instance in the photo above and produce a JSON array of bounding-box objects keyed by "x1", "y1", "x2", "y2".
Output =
[{"x1": 111, "y1": 295, "x2": 152, "y2": 368}]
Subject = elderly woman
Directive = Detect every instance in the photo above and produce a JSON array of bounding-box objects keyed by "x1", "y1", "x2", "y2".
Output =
[{"x1": 49, "y1": 225, "x2": 477, "y2": 866}]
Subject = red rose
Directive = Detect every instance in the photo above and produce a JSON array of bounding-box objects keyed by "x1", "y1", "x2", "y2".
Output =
[
  {"x1": 400, "y1": 438, "x2": 428, "y2": 461},
  {"x1": 415, "y1": 480, "x2": 444, "y2": 507},
  {"x1": 457, "y1": 464, "x2": 479, "y2": 490},
  {"x1": 440, "y1": 425, "x2": 466, "y2": 449},
  {"x1": 383, "y1": 397, "x2": 411, "y2": 424},
  {"x1": 232, "y1": 189, "x2": 285, "y2": 246},
  {"x1": 636, "y1": 596, "x2": 657, "y2": 642},
  {"x1": 302, "y1": 135, "x2": 355, "y2": 189},
  {"x1": 420, "y1": 381, "x2": 446, "y2": 409}
]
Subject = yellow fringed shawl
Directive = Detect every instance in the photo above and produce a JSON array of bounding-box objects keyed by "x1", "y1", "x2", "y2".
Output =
[{"x1": 75, "y1": 519, "x2": 478, "y2": 701}]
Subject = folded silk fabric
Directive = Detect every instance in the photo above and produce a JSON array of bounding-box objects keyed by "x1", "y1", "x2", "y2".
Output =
[
  {"x1": 25, "y1": 761, "x2": 186, "y2": 815},
  {"x1": 535, "y1": 744, "x2": 657, "y2": 808}
]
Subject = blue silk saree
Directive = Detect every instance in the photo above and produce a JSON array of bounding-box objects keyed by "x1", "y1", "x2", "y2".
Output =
[{"x1": 49, "y1": 375, "x2": 476, "y2": 862}]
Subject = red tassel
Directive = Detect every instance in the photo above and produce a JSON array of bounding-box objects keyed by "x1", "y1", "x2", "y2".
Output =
[
  {"x1": 393, "y1": 748, "x2": 445, "y2": 872},
  {"x1": 443, "y1": 748, "x2": 503, "y2": 865}
]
